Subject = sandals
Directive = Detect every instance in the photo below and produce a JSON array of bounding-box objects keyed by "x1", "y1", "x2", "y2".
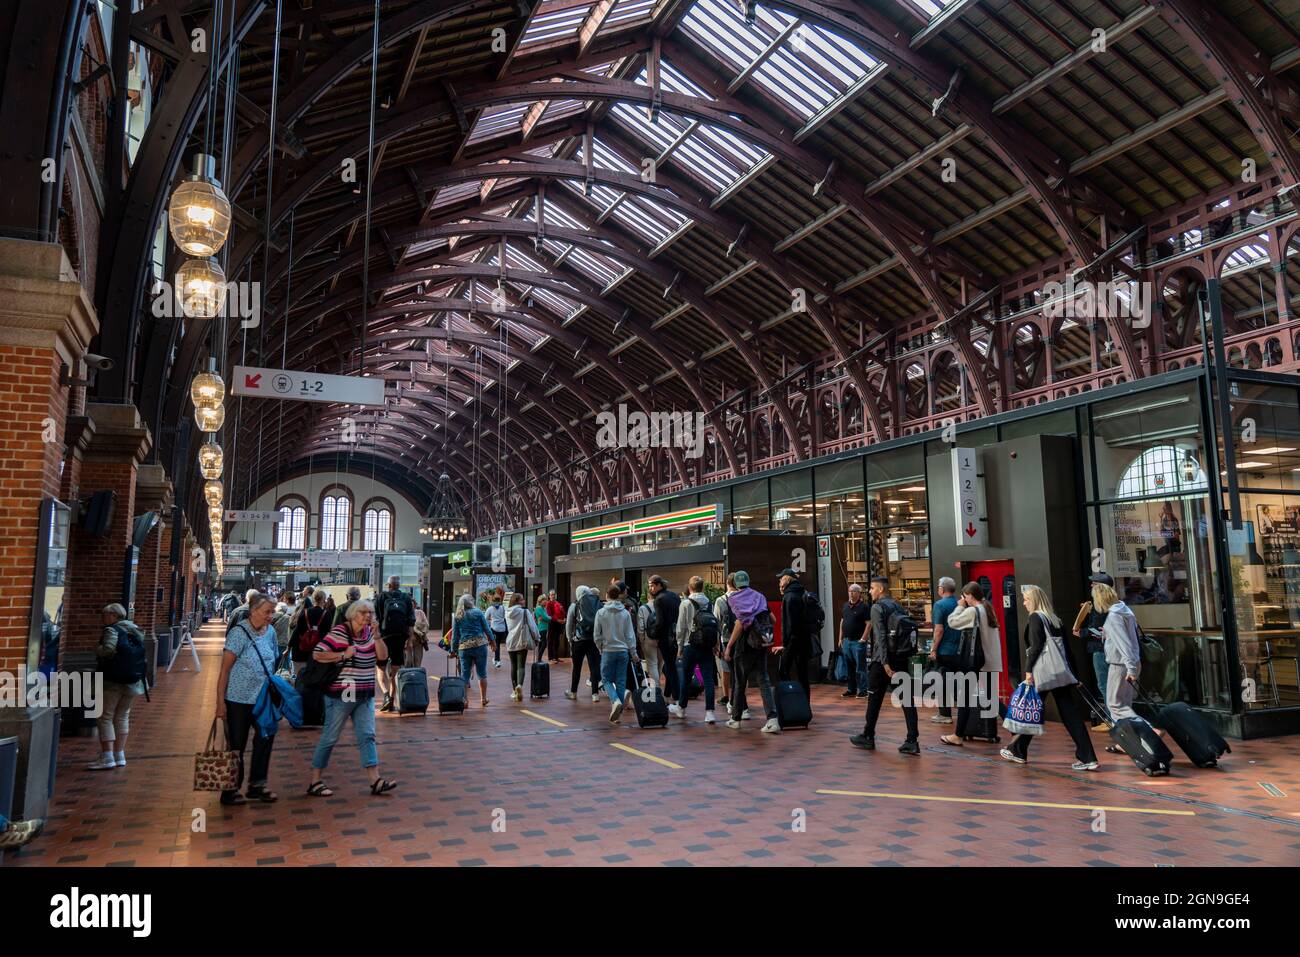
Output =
[
  {"x1": 246, "y1": 786, "x2": 278, "y2": 803},
  {"x1": 939, "y1": 735, "x2": 964, "y2": 746},
  {"x1": 306, "y1": 781, "x2": 334, "y2": 797},
  {"x1": 1105, "y1": 744, "x2": 1125, "y2": 754},
  {"x1": 370, "y1": 778, "x2": 398, "y2": 795},
  {"x1": 219, "y1": 791, "x2": 247, "y2": 806}
]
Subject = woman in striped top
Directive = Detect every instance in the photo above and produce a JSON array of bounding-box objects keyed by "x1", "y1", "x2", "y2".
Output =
[{"x1": 307, "y1": 600, "x2": 398, "y2": 797}]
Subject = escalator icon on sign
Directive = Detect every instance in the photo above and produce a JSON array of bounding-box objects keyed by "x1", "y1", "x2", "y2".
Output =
[{"x1": 272, "y1": 374, "x2": 293, "y2": 394}]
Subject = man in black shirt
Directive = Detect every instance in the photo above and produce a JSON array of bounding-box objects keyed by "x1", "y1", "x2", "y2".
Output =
[
  {"x1": 850, "y1": 577, "x2": 920, "y2": 755},
  {"x1": 777, "y1": 568, "x2": 814, "y2": 701},
  {"x1": 648, "y1": 575, "x2": 681, "y2": 700},
  {"x1": 838, "y1": 583, "x2": 870, "y2": 698}
]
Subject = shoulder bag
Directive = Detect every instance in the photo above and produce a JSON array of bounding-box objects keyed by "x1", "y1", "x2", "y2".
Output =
[{"x1": 1030, "y1": 612, "x2": 1075, "y2": 692}]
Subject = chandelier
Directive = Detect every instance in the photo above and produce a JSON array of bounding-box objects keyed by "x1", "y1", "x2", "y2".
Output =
[
  {"x1": 419, "y1": 473, "x2": 467, "y2": 540},
  {"x1": 177, "y1": 257, "x2": 227, "y2": 319},
  {"x1": 168, "y1": 154, "x2": 233, "y2": 257},
  {"x1": 198, "y1": 441, "x2": 223, "y2": 480}
]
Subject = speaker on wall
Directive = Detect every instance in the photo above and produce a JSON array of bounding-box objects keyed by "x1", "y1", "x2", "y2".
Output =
[{"x1": 82, "y1": 490, "x2": 116, "y2": 537}]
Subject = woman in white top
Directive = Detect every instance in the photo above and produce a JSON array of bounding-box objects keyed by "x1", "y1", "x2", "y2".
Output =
[
  {"x1": 939, "y1": 582, "x2": 1002, "y2": 746},
  {"x1": 505, "y1": 593, "x2": 539, "y2": 701},
  {"x1": 485, "y1": 591, "x2": 508, "y2": 670}
]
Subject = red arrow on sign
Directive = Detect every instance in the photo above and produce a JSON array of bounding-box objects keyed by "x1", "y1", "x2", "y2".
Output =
[
  {"x1": 965, "y1": 522, "x2": 978, "y2": 538},
  {"x1": 244, "y1": 373, "x2": 261, "y2": 389}
]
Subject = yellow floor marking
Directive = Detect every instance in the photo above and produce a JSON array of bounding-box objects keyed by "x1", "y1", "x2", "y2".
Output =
[
  {"x1": 611, "y1": 742, "x2": 683, "y2": 769},
  {"x1": 816, "y1": 788, "x2": 1194, "y2": 816},
  {"x1": 520, "y1": 709, "x2": 567, "y2": 728}
]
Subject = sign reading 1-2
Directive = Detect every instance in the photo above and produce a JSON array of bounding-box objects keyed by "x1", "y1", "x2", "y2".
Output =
[
  {"x1": 951, "y1": 447, "x2": 986, "y2": 548},
  {"x1": 232, "y1": 365, "x2": 385, "y2": 407}
]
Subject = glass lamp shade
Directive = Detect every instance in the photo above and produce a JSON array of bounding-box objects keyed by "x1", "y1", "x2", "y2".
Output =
[
  {"x1": 198, "y1": 441, "x2": 223, "y2": 480},
  {"x1": 194, "y1": 404, "x2": 225, "y2": 433},
  {"x1": 191, "y1": 369, "x2": 225, "y2": 408},
  {"x1": 168, "y1": 158, "x2": 232, "y2": 257},
  {"x1": 177, "y1": 257, "x2": 227, "y2": 319},
  {"x1": 207, "y1": 504, "x2": 224, "y2": 522},
  {"x1": 203, "y1": 479, "x2": 223, "y2": 506}
]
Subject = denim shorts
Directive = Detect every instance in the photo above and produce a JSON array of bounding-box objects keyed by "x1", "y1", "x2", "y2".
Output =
[{"x1": 459, "y1": 643, "x2": 489, "y2": 681}]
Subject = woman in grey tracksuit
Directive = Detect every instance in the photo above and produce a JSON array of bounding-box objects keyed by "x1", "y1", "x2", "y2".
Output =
[
  {"x1": 593, "y1": 585, "x2": 640, "y2": 724},
  {"x1": 1092, "y1": 582, "x2": 1141, "y2": 723}
]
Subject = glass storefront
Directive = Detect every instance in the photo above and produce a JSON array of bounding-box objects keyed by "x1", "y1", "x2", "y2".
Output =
[
  {"x1": 771, "y1": 470, "x2": 813, "y2": 534},
  {"x1": 733, "y1": 477, "x2": 769, "y2": 531},
  {"x1": 866, "y1": 446, "x2": 931, "y2": 623}
]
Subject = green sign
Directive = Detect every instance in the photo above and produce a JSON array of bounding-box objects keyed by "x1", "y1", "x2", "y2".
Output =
[{"x1": 448, "y1": 549, "x2": 471, "y2": 564}]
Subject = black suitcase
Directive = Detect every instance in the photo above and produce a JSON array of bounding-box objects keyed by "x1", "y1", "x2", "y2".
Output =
[
  {"x1": 530, "y1": 660, "x2": 550, "y2": 699},
  {"x1": 1141, "y1": 691, "x2": 1229, "y2": 768},
  {"x1": 296, "y1": 673, "x2": 325, "y2": 727},
  {"x1": 438, "y1": 653, "x2": 467, "y2": 715},
  {"x1": 396, "y1": 666, "x2": 429, "y2": 715},
  {"x1": 958, "y1": 712, "x2": 1001, "y2": 743},
  {"x1": 629, "y1": 659, "x2": 668, "y2": 728},
  {"x1": 774, "y1": 680, "x2": 812, "y2": 729},
  {"x1": 1078, "y1": 686, "x2": 1171, "y2": 775}
]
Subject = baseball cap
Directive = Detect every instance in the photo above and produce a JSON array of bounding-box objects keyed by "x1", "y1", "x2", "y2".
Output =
[
  {"x1": 732, "y1": 570, "x2": 750, "y2": 587},
  {"x1": 777, "y1": 567, "x2": 799, "y2": 579},
  {"x1": 1088, "y1": 572, "x2": 1114, "y2": 587}
]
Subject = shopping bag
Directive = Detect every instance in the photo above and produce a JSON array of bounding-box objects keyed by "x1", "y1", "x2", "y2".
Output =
[
  {"x1": 832, "y1": 649, "x2": 848, "y2": 683},
  {"x1": 194, "y1": 717, "x2": 240, "y2": 791},
  {"x1": 1003, "y1": 681, "x2": 1044, "y2": 736}
]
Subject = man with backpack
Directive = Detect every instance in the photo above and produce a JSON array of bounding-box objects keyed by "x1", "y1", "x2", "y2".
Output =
[
  {"x1": 722, "y1": 571, "x2": 780, "y2": 733},
  {"x1": 87, "y1": 603, "x2": 148, "y2": 770},
  {"x1": 776, "y1": 568, "x2": 822, "y2": 702},
  {"x1": 669, "y1": 576, "x2": 719, "y2": 724},
  {"x1": 375, "y1": 576, "x2": 415, "y2": 713},
  {"x1": 648, "y1": 576, "x2": 681, "y2": 701},
  {"x1": 851, "y1": 576, "x2": 921, "y2": 755}
]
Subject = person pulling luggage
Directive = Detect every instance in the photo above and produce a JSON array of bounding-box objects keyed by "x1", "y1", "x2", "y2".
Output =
[{"x1": 669, "y1": 576, "x2": 718, "y2": 724}]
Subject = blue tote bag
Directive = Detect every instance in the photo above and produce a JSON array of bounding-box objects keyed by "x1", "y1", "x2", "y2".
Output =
[{"x1": 1003, "y1": 680, "x2": 1044, "y2": 735}]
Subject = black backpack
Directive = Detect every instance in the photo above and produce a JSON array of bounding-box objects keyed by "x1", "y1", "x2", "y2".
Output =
[
  {"x1": 577, "y1": 592, "x2": 601, "y2": 640},
  {"x1": 103, "y1": 623, "x2": 147, "y2": 686},
  {"x1": 381, "y1": 591, "x2": 413, "y2": 634},
  {"x1": 689, "y1": 598, "x2": 719, "y2": 649},
  {"x1": 884, "y1": 606, "x2": 919, "y2": 660},
  {"x1": 743, "y1": 608, "x2": 776, "y2": 650}
]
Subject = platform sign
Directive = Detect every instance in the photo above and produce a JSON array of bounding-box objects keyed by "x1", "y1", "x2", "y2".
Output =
[
  {"x1": 224, "y1": 509, "x2": 279, "y2": 523},
  {"x1": 952, "y1": 447, "x2": 986, "y2": 547},
  {"x1": 815, "y1": 535, "x2": 834, "y2": 667},
  {"x1": 571, "y1": 503, "x2": 721, "y2": 544},
  {"x1": 524, "y1": 534, "x2": 536, "y2": 577},
  {"x1": 232, "y1": 365, "x2": 385, "y2": 407},
  {"x1": 298, "y1": 550, "x2": 378, "y2": 569}
]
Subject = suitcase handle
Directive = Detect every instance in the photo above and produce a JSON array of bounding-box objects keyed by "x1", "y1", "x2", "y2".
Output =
[{"x1": 1074, "y1": 683, "x2": 1111, "y2": 726}]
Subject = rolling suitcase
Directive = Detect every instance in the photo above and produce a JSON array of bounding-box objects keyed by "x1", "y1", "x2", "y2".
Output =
[
  {"x1": 1079, "y1": 686, "x2": 1170, "y2": 776},
  {"x1": 396, "y1": 666, "x2": 429, "y2": 715},
  {"x1": 530, "y1": 660, "x2": 550, "y2": 699},
  {"x1": 629, "y1": 659, "x2": 668, "y2": 728},
  {"x1": 438, "y1": 653, "x2": 467, "y2": 715},
  {"x1": 774, "y1": 680, "x2": 812, "y2": 729},
  {"x1": 1139, "y1": 690, "x2": 1229, "y2": 767}
]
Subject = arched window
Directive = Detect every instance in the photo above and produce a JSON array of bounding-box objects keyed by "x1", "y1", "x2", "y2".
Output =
[
  {"x1": 320, "y1": 488, "x2": 352, "y2": 549},
  {"x1": 362, "y1": 499, "x2": 394, "y2": 550},
  {"x1": 1116, "y1": 446, "x2": 1207, "y2": 499},
  {"x1": 275, "y1": 497, "x2": 307, "y2": 550}
]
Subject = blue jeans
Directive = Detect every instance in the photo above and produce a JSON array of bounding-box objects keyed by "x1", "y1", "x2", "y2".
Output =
[
  {"x1": 312, "y1": 694, "x2": 378, "y2": 771},
  {"x1": 1091, "y1": 651, "x2": 1111, "y2": 722},
  {"x1": 677, "y1": 643, "x2": 716, "y2": 710},
  {"x1": 601, "y1": 650, "x2": 630, "y2": 706},
  {"x1": 459, "y1": 643, "x2": 489, "y2": 681},
  {"x1": 843, "y1": 639, "x2": 867, "y2": 694}
]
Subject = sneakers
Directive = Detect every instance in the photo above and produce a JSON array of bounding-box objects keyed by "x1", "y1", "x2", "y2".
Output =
[
  {"x1": 86, "y1": 755, "x2": 117, "y2": 771},
  {"x1": 564, "y1": 690, "x2": 576, "y2": 700},
  {"x1": 930, "y1": 713, "x2": 953, "y2": 724},
  {"x1": 761, "y1": 718, "x2": 781, "y2": 734},
  {"x1": 0, "y1": 817, "x2": 44, "y2": 850},
  {"x1": 592, "y1": 693, "x2": 600, "y2": 702},
  {"x1": 609, "y1": 700, "x2": 625, "y2": 723},
  {"x1": 704, "y1": 710, "x2": 716, "y2": 724},
  {"x1": 668, "y1": 704, "x2": 685, "y2": 719},
  {"x1": 725, "y1": 718, "x2": 742, "y2": 729},
  {"x1": 855, "y1": 690, "x2": 868, "y2": 698},
  {"x1": 511, "y1": 687, "x2": 522, "y2": 701},
  {"x1": 494, "y1": 659, "x2": 502, "y2": 669},
  {"x1": 840, "y1": 689, "x2": 856, "y2": 698},
  {"x1": 1072, "y1": 760, "x2": 1100, "y2": 772},
  {"x1": 1090, "y1": 722, "x2": 1112, "y2": 733},
  {"x1": 719, "y1": 696, "x2": 730, "y2": 710},
  {"x1": 898, "y1": 739, "x2": 921, "y2": 756},
  {"x1": 741, "y1": 709, "x2": 752, "y2": 720},
  {"x1": 1000, "y1": 748, "x2": 1026, "y2": 764},
  {"x1": 849, "y1": 733, "x2": 875, "y2": 750},
  {"x1": 114, "y1": 752, "x2": 126, "y2": 767}
]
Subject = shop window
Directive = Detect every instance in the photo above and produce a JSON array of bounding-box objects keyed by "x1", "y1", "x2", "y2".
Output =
[
  {"x1": 1090, "y1": 381, "x2": 1206, "y2": 501},
  {"x1": 1230, "y1": 491, "x2": 1300, "y2": 709},
  {"x1": 866, "y1": 445, "x2": 929, "y2": 623},
  {"x1": 814, "y1": 457, "x2": 865, "y2": 533},
  {"x1": 733, "y1": 477, "x2": 769, "y2": 531},
  {"x1": 1222, "y1": 381, "x2": 1300, "y2": 493},
  {"x1": 770, "y1": 470, "x2": 812, "y2": 534},
  {"x1": 698, "y1": 487, "x2": 730, "y2": 530},
  {"x1": 658, "y1": 493, "x2": 703, "y2": 544},
  {"x1": 867, "y1": 445, "x2": 926, "y2": 528},
  {"x1": 1000, "y1": 408, "x2": 1078, "y2": 442}
]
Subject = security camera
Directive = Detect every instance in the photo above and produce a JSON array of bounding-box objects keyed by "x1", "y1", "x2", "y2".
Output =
[{"x1": 83, "y1": 354, "x2": 114, "y2": 371}]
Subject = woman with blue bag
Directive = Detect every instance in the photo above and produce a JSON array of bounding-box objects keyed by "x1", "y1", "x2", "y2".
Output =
[
  {"x1": 215, "y1": 593, "x2": 284, "y2": 805},
  {"x1": 1000, "y1": 585, "x2": 1099, "y2": 771}
]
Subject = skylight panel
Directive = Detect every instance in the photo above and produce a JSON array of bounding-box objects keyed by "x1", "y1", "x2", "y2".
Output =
[
  {"x1": 431, "y1": 181, "x2": 482, "y2": 211},
  {"x1": 605, "y1": 0, "x2": 656, "y2": 29},
  {"x1": 913, "y1": 0, "x2": 959, "y2": 17},
  {"x1": 466, "y1": 103, "x2": 528, "y2": 145},
  {"x1": 519, "y1": 1, "x2": 595, "y2": 51}
]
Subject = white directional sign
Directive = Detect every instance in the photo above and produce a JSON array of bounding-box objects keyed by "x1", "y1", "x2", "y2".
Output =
[
  {"x1": 298, "y1": 550, "x2": 379, "y2": 569},
  {"x1": 232, "y1": 365, "x2": 385, "y2": 407},
  {"x1": 222, "y1": 544, "x2": 262, "y2": 557},
  {"x1": 951, "y1": 447, "x2": 987, "y2": 547},
  {"x1": 224, "y1": 510, "x2": 279, "y2": 523}
]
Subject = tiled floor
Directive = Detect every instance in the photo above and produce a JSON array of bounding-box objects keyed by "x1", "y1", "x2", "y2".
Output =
[{"x1": 8, "y1": 623, "x2": 1300, "y2": 867}]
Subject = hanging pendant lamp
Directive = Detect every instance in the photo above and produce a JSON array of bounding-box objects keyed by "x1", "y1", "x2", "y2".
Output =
[
  {"x1": 168, "y1": 154, "x2": 233, "y2": 257},
  {"x1": 198, "y1": 441, "x2": 223, "y2": 479},
  {"x1": 177, "y1": 257, "x2": 228, "y2": 319},
  {"x1": 191, "y1": 360, "x2": 226, "y2": 432},
  {"x1": 204, "y1": 479, "x2": 224, "y2": 506}
]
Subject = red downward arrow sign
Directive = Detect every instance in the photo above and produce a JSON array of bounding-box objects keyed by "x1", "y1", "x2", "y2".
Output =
[
  {"x1": 965, "y1": 522, "x2": 978, "y2": 538},
  {"x1": 244, "y1": 373, "x2": 261, "y2": 389}
]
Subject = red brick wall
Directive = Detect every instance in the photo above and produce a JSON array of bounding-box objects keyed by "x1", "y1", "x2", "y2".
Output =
[
  {"x1": 0, "y1": 347, "x2": 69, "y2": 672},
  {"x1": 62, "y1": 456, "x2": 137, "y2": 657},
  {"x1": 132, "y1": 518, "x2": 164, "y2": 635}
]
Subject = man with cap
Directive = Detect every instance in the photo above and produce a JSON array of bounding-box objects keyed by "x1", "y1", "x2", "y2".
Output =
[
  {"x1": 1074, "y1": 572, "x2": 1115, "y2": 731},
  {"x1": 777, "y1": 567, "x2": 815, "y2": 701},
  {"x1": 648, "y1": 575, "x2": 681, "y2": 700},
  {"x1": 722, "y1": 570, "x2": 780, "y2": 733}
]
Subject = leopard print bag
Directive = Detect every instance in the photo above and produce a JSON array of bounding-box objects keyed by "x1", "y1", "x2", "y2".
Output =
[{"x1": 194, "y1": 717, "x2": 240, "y2": 791}]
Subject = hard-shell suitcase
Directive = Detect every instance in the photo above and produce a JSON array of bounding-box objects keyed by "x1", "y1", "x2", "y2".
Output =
[
  {"x1": 396, "y1": 666, "x2": 429, "y2": 715},
  {"x1": 1079, "y1": 686, "x2": 1170, "y2": 775},
  {"x1": 530, "y1": 660, "x2": 550, "y2": 699},
  {"x1": 1141, "y1": 690, "x2": 1229, "y2": 767},
  {"x1": 629, "y1": 659, "x2": 668, "y2": 728},
  {"x1": 774, "y1": 679, "x2": 811, "y2": 729},
  {"x1": 438, "y1": 653, "x2": 466, "y2": 715}
]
